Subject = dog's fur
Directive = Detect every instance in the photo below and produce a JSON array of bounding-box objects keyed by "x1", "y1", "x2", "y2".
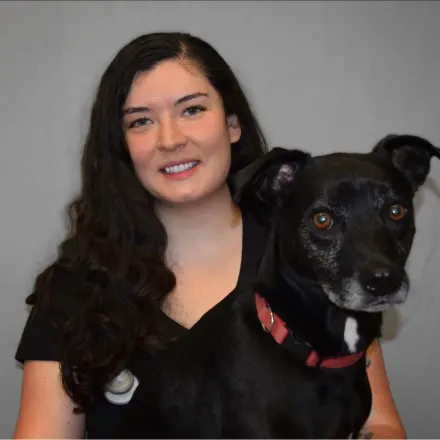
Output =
[{"x1": 115, "y1": 134, "x2": 439, "y2": 439}]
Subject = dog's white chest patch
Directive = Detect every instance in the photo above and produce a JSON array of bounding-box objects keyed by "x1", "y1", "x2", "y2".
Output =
[{"x1": 344, "y1": 317, "x2": 359, "y2": 353}]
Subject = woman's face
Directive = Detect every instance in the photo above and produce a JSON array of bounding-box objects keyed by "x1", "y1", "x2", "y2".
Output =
[{"x1": 123, "y1": 59, "x2": 241, "y2": 206}]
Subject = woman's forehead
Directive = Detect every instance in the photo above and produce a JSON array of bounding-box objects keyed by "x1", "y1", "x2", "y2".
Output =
[{"x1": 125, "y1": 59, "x2": 215, "y2": 108}]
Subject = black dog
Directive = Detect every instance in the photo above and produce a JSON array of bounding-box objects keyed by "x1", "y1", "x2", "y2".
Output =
[{"x1": 116, "y1": 134, "x2": 439, "y2": 439}]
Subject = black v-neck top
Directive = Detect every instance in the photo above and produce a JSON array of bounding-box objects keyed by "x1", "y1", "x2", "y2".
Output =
[{"x1": 15, "y1": 207, "x2": 270, "y2": 438}]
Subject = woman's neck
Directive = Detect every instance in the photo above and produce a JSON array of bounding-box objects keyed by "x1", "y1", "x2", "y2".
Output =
[{"x1": 155, "y1": 184, "x2": 242, "y2": 261}]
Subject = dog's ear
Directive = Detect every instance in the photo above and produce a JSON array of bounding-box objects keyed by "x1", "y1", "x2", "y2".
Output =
[
  {"x1": 372, "y1": 134, "x2": 440, "y2": 191},
  {"x1": 232, "y1": 147, "x2": 311, "y2": 204}
]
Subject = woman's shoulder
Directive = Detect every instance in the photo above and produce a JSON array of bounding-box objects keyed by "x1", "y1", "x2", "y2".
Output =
[
  {"x1": 239, "y1": 204, "x2": 271, "y2": 278},
  {"x1": 242, "y1": 204, "x2": 271, "y2": 244}
]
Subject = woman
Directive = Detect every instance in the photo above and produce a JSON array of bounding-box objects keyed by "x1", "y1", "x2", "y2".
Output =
[{"x1": 14, "y1": 32, "x2": 406, "y2": 439}]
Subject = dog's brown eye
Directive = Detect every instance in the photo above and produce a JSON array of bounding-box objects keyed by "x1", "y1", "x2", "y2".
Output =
[
  {"x1": 389, "y1": 204, "x2": 406, "y2": 221},
  {"x1": 313, "y1": 212, "x2": 333, "y2": 230}
]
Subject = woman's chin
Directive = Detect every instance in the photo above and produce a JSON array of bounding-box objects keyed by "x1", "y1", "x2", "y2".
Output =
[{"x1": 154, "y1": 182, "x2": 230, "y2": 208}]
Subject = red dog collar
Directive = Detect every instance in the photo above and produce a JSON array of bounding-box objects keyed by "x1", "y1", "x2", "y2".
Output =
[{"x1": 255, "y1": 293, "x2": 364, "y2": 368}]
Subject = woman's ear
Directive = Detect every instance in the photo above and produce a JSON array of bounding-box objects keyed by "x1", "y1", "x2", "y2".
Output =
[{"x1": 227, "y1": 114, "x2": 241, "y2": 144}]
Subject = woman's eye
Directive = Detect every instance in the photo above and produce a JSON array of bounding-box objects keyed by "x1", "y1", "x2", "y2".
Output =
[
  {"x1": 128, "y1": 117, "x2": 151, "y2": 129},
  {"x1": 183, "y1": 105, "x2": 206, "y2": 117}
]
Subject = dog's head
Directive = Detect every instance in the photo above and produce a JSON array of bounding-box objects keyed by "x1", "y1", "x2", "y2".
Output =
[{"x1": 234, "y1": 134, "x2": 439, "y2": 313}]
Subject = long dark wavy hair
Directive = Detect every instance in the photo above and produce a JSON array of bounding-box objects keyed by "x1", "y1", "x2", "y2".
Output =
[{"x1": 25, "y1": 32, "x2": 268, "y2": 412}]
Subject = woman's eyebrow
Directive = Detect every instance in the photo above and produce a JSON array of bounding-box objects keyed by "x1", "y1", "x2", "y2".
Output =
[
  {"x1": 176, "y1": 92, "x2": 209, "y2": 105},
  {"x1": 123, "y1": 92, "x2": 209, "y2": 116}
]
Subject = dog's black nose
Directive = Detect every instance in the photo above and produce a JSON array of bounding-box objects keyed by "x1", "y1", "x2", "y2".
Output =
[{"x1": 359, "y1": 268, "x2": 402, "y2": 296}]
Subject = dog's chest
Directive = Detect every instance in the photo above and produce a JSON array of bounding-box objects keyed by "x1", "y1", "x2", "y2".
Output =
[{"x1": 214, "y1": 334, "x2": 372, "y2": 438}]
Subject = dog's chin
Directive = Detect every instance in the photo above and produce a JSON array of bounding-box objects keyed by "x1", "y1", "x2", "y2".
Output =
[{"x1": 321, "y1": 279, "x2": 409, "y2": 313}]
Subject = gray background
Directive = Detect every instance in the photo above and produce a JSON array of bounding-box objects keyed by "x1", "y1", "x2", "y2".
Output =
[{"x1": 1, "y1": 1, "x2": 439, "y2": 437}]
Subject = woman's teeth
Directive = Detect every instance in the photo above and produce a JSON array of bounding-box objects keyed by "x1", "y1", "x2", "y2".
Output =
[{"x1": 163, "y1": 161, "x2": 199, "y2": 174}]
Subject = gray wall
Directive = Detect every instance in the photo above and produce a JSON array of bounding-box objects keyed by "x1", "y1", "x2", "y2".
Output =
[{"x1": 1, "y1": 1, "x2": 439, "y2": 437}]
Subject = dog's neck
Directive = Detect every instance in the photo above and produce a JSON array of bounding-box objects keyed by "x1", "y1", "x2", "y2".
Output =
[{"x1": 254, "y1": 227, "x2": 382, "y2": 358}]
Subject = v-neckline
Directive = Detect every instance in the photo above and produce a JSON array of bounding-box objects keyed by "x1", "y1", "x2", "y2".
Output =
[{"x1": 161, "y1": 209, "x2": 251, "y2": 332}]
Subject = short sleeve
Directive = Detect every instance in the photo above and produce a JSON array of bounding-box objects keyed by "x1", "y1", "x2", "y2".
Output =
[
  {"x1": 14, "y1": 265, "x2": 88, "y2": 364},
  {"x1": 15, "y1": 302, "x2": 59, "y2": 363}
]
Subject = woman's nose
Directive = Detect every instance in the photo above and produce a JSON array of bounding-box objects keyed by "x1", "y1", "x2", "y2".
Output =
[{"x1": 157, "y1": 118, "x2": 187, "y2": 151}]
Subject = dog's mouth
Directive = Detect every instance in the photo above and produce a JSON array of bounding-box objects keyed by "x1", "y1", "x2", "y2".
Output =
[
  {"x1": 358, "y1": 292, "x2": 408, "y2": 312},
  {"x1": 321, "y1": 277, "x2": 409, "y2": 313}
]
